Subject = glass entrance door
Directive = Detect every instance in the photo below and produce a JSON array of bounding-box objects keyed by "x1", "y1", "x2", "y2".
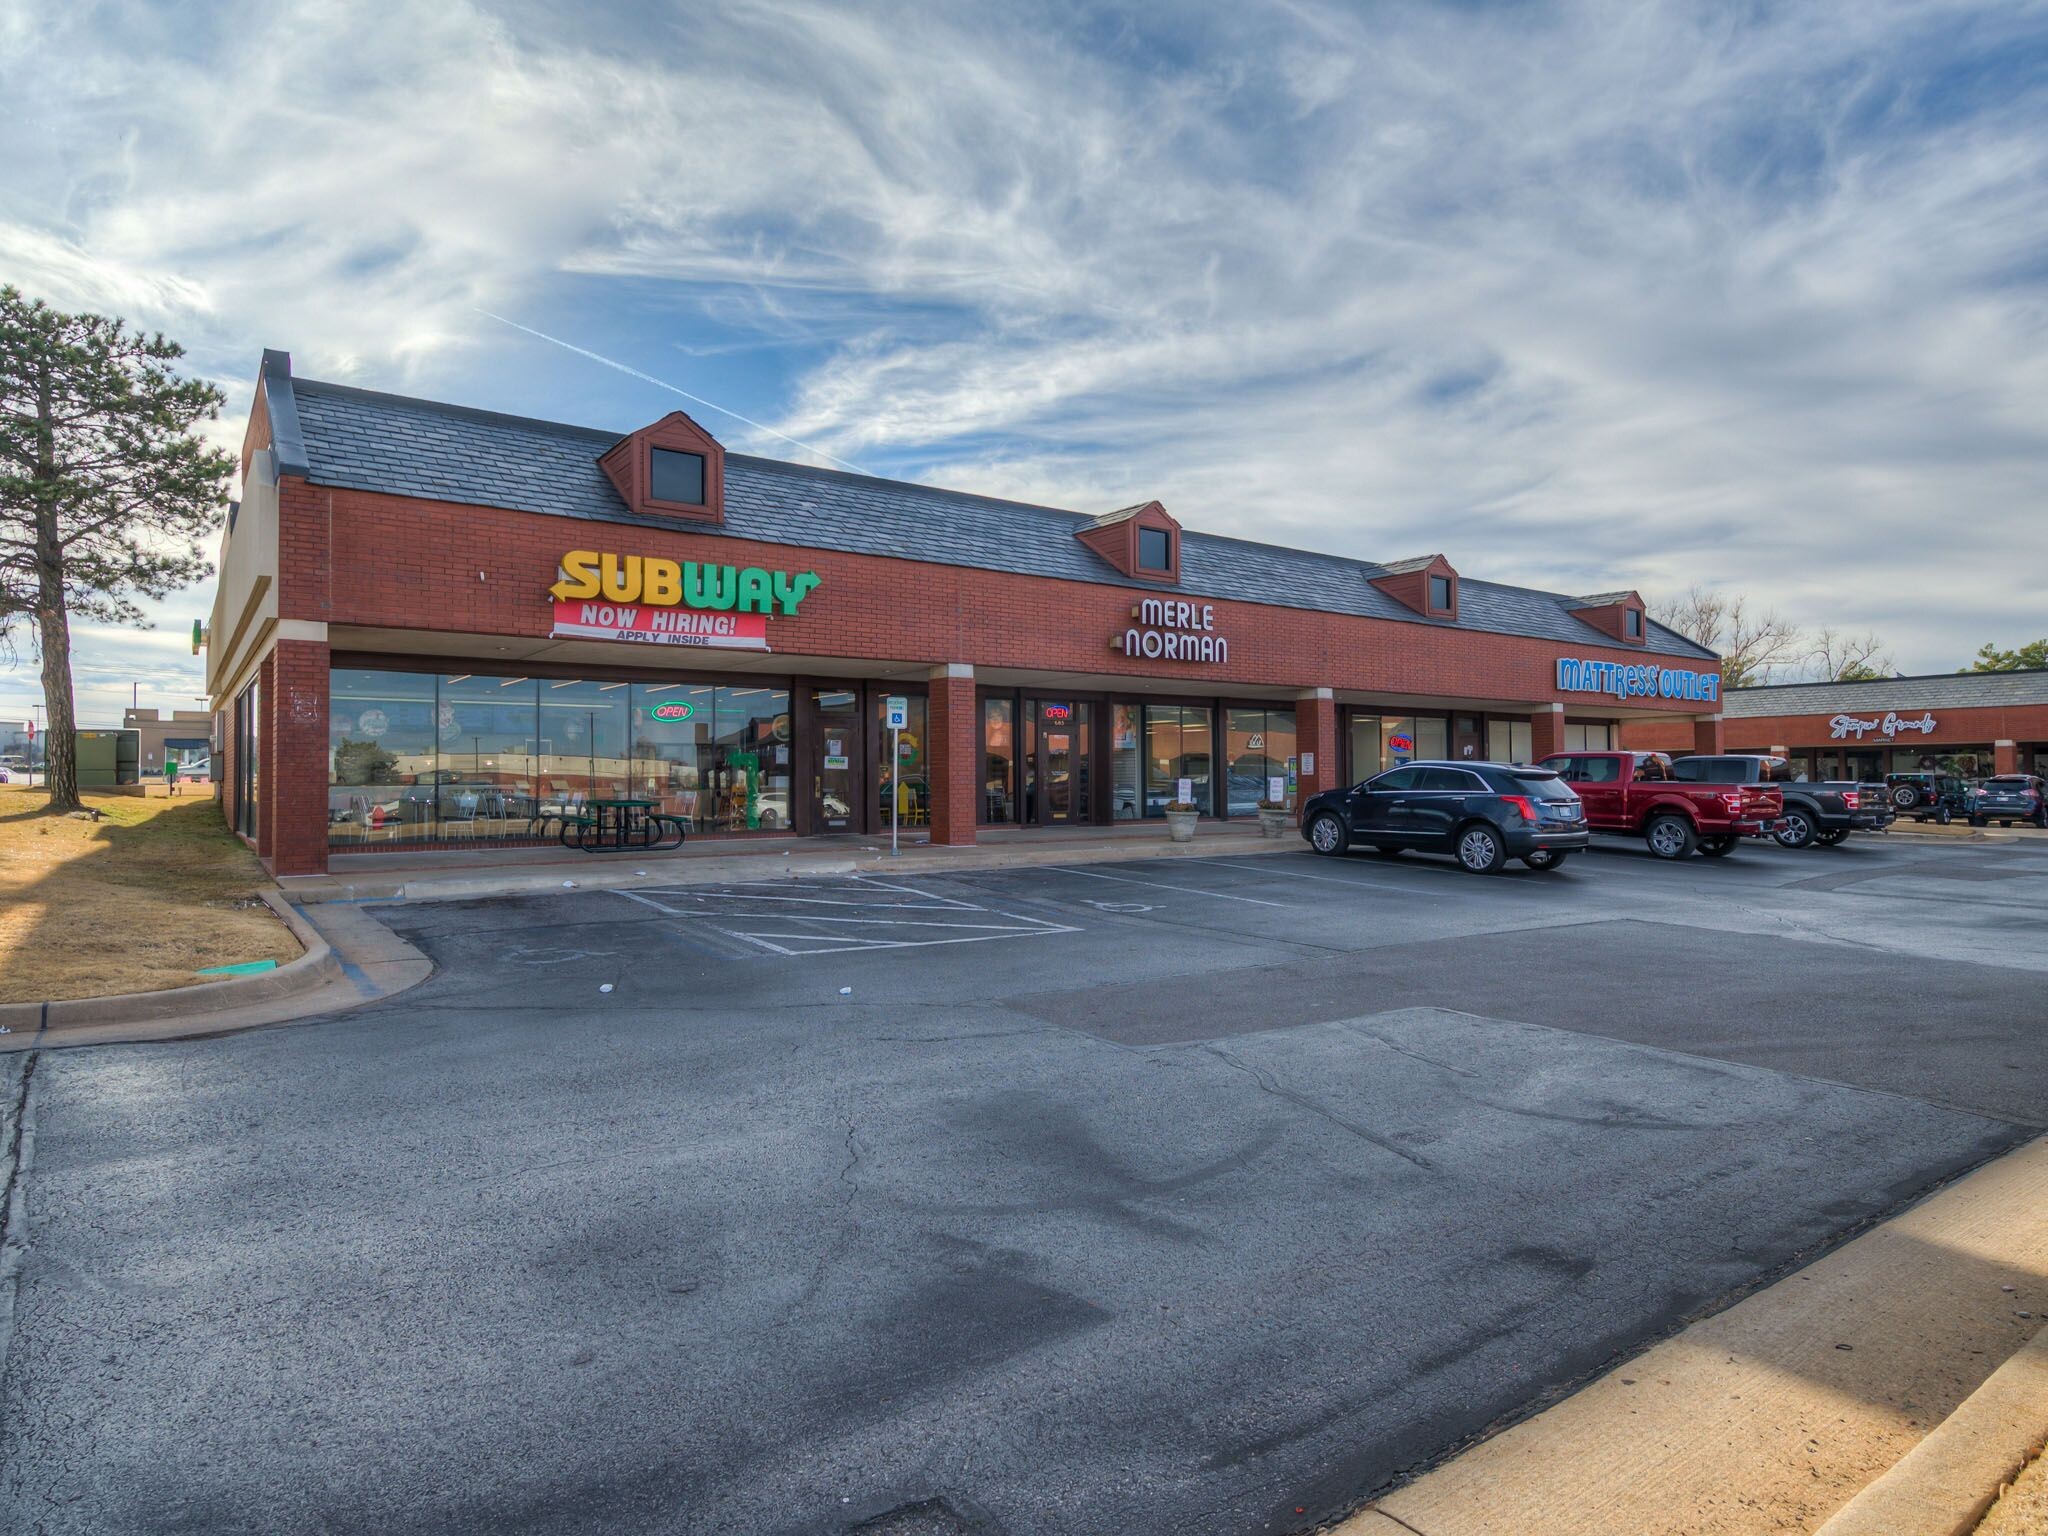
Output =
[
  {"x1": 1023, "y1": 700, "x2": 1091, "y2": 825},
  {"x1": 810, "y1": 688, "x2": 860, "y2": 832}
]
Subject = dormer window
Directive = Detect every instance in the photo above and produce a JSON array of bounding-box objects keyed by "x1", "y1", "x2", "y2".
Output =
[
  {"x1": 1138, "y1": 526, "x2": 1173, "y2": 574},
  {"x1": 650, "y1": 448, "x2": 706, "y2": 507},
  {"x1": 1429, "y1": 574, "x2": 1453, "y2": 612},
  {"x1": 1077, "y1": 499, "x2": 1182, "y2": 583},
  {"x1": 598, "y1": 409, "x2": 726, "y2": 524},
  {"x1": 1625, "y1": 608, "x2": 1643, "y2": 639}
]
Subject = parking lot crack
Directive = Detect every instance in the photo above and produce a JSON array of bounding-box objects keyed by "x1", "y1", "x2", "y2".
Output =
[{"x1": 1202, "y1": 1044, "x2": 1435, "y2": 1171}]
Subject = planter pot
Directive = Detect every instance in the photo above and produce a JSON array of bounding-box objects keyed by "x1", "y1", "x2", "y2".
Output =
[
  {"x1": 1164, "y1": 810, "x2": 1199, "y2": 844},
  {"x1": 1257, "y1": 809, "x2": 1290, "y2": 839}
]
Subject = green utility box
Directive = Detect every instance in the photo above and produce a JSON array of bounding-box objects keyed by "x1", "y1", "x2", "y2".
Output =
[{"x1": 75, "y1": 730, "x2": 140, "y2": 787}]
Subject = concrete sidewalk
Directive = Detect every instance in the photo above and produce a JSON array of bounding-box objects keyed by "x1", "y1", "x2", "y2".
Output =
[
  {"x1": 1339, "y1": 1136, "x2": 2048, "y2": 1536},
  {"x1": 285, "y1": 821, "x2": 1300, "y2": 904}
]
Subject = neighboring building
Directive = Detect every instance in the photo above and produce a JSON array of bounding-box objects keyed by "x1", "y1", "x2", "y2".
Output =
[
  {"x1": 1620, "y1": 671, "x2": 2048, "y2": 780},
  {"x1": 205, "y1": 349, "x2": 1727, "y2": 878},
  {"x1": 124, "y1": 708, "x2": 215, "y2": 780},
  {"x1": 0, "y1": 719, "x2": 35, "y2": 768}
]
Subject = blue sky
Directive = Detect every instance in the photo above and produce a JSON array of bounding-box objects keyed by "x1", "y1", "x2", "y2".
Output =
[{"x1": 4, "y1": 0, "x2": 2047, "y2": 723}]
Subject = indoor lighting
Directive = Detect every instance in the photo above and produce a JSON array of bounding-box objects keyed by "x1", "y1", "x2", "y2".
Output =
[
  {"x1": 444, "y1": 674, "x2": 472, "y2": 685},
  {"x1": 598, "y1": 682, "x2": 627, "y2": 691},
  {"x1": 497, "y1": 677, "x2": 527, "y2": 687}
]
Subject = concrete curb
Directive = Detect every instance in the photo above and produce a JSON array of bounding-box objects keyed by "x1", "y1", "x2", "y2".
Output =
[
  {"x1": 1815, "y1": 1324, "x2": 2048, "y2": 1536},
  {"x1": 0, "y1": 890, "x2": 339, "y2": 1034}
]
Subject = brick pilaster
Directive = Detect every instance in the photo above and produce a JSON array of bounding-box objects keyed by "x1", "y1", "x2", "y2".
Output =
[
  {"x1": 266, "y1": 639, "x2": 332, "y2": 876},
  {"x1": 1693, "y1": 714, "x2": 1726, "y2": 756},
  {"x1": 1294, "y1": 689, "x2": 1340, "y2": 799},
  {"x1": 1530, "y1": 703, "x2": 1566, "y2": 760},
  {"x1": 927, "y1": 665, "x2": 978, "y2": 846},
  {"x1": 1996, "y1": 739, "x2": 2018, "y2": 775}
]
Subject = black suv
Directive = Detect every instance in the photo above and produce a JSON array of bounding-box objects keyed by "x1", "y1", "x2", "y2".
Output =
[
  {"x1": 1886, "y1": 771, "x2": 1971, "y2": 824},
  {"x1": 1970, "y1": 774, "x2": 2048, "y2": 828},
  {"x1": 1300, "y1": 760, "x2": 1591, "y2": 873}
]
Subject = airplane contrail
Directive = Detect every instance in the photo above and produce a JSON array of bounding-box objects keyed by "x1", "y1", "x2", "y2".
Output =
[{"x1": 472, "y1": 307, "x2": 870, "y2": 476}]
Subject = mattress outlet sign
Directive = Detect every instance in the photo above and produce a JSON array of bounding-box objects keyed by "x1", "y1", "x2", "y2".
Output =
[{"x1": 1557, "y1": 658, "x2": 1719, "y2": 702}]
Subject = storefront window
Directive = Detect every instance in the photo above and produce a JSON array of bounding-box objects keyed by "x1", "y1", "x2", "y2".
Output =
[
  {"x1": 1143, "y1": 704, "x2": 1213, "y2": 815},
  {"x1": 876, "y1": 692, "x2": 928, "y2": 829},
  {"x1": 237, "y1": 677, "x2": 261, "y2": 837},
  {"x1": 983, "y1": 697, "x2": 1016, "y2": 824},
  {"x1": 1485, "y1": 719, "x2": 1534, "y2": 763},
  {"x1": 329, "y1": 669, "x2": 441, "y2": 844},
  {"x1": 713, "y1": 688, "x2": 792, "y2": 831},
  {"x1": 1382, "y1": 716, "x2": 1419, "y2": 767},
  {"x1": 1348, "y1": 715, "x2": 1380, "y2": 783},
  {"x1": 1110, "y1": 704, "x2": 1143, "y2": 820},
  {"x1": 1563, "y1": 722, "x2": 1613, "y2": 751},
  {"x1": 328, "y1": 669, "x2": 797, "y2": 848},
  {"x1": 1414, "y1": 716, "x2": 1447, "y2": 761},
  {"x1": 1226, "y1": 707, "x2": 1297, "y2": 814},
  {"x1": 1891, "y1": 746, "x2": 1990, "y2": 779},
  {"x1": 630, "y1": 684, "x2": 714, "y2": 828},
  {"x1": 537, "y1": 680, "x2": 632, "y2": 821}
]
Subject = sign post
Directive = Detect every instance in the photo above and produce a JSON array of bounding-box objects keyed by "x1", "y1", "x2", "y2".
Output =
[{"x1": 885, "y1": 696, "x2": 909, "y2": 857}]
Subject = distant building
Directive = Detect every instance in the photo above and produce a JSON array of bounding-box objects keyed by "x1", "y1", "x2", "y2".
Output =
[
  {"x1": 0, "y1": 719, "x2": 35, "y2": 767},
  {"x1": 123, "y1": 708, "x2": 216, "y2": 780}
]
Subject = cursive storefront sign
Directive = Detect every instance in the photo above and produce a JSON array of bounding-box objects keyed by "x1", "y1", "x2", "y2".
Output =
[
  {"x1": 1829, "y1": 711, "x2": 1937, "y2": 741},
  {"x1": 1113, "y1": 598, "x2": 1230, "y2": 664}
]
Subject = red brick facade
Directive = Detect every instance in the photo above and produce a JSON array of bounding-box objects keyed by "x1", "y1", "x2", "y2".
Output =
[
  {"x1": 214, "y1": 390, "x2": 1725, "y2": 876},
  {"x1": 1622, "y1": 704, "x2": 2048, "y2": 778}
]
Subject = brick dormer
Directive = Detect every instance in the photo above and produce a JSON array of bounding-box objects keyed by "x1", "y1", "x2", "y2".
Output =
[
  {"x1": 1076, "y1": 500, "x2": 1180, "y2": 583},
  {"x1": 1369, "y1": 554, "x2": 1458, "y2": 621},
  {"x1": 598, "y1": 409, "x2": 726, "y2": 525},
  {"x1": 1568, "y1": 590, "x2": 1649, "y2": 647}
]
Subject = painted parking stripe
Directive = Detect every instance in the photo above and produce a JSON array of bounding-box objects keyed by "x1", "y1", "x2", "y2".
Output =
[
  {"x1": 1044, "y1": 865, "x2": 1286, "y2": 907},
  {"x1": 1179, "y1": 856, "x2": 1460, "y2": 897}
]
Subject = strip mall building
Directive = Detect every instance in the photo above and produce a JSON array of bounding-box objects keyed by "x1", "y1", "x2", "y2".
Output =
[
  {"x1": 206, "y1": 351, "x2": 1727, "y2": 877},
  {"x1": 1621, "y1": 672, "x2": 2048, "y2": 781}
]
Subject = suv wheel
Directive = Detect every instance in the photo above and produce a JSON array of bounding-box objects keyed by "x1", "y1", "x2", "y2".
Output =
[
  {"x1": 1456, "y1": 823, "x2": 1506, "y2": 874},
  {"x1": 1307, "y1": 812, "x2": 1349, "y2": 857},
  {"x1": 1891, "y1": 785, "x2": 1919, "y2": 809},
  {"x1": 1774, "y1": 809, "x2": 1816, "y2": 850},
  {"x1": 1646, "y1": 814, "x2": 1698, "y2": 860}
]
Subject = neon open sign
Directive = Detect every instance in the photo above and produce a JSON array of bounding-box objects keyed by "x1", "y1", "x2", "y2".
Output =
[
  {"x1": 642, "y1": 701, "x2": 697, "y2": 722},
  {"x1": 1388, "y1": 734, "x2": 1416, "y2": 753},
  {"x1": 1043, "y1": 704, "x2": 1072, "y2": 722}
]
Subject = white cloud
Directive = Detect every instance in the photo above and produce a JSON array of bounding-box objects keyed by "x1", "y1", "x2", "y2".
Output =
[{"x1": 2, "y1": 0, "x2": 2045, "y2": 689}]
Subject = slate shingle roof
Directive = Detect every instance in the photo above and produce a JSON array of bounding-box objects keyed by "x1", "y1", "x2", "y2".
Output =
[
  {"x1": 1725, "y1": 671, "x2": 2048, "y2": 718},
  {"x1": 1566, "y1": 590, "x2": 1639, "y2": 609},
  {"x1": 285, "y1": 374, "x2": 1717, "y2": 661}
]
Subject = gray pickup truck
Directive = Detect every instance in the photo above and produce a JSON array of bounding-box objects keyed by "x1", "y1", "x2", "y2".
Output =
[{"x1": 1669, "y1": 755, "x2": 1893, "y2": 849}]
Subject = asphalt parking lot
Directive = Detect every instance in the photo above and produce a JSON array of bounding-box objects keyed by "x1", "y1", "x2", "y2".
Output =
[{"x1": 3, "y1": 834, "x2": 2046, "y2": 1535}]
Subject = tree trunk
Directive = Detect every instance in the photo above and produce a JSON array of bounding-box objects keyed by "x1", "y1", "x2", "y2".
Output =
[{"x1": 33, "y1": 367, "x2": 80, "y2": 813}]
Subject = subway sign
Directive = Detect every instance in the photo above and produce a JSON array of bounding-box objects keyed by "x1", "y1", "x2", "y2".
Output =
[
  {"x1": 549, "y1": 550, "x2": 821, "y2": 653},
  {"x1": 1557, "y1": 658, "x2": 1720, "y2": 703}
]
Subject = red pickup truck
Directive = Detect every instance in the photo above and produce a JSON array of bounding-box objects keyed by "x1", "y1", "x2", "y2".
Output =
[{"x1": 1537, "y1": 751, "x2": 1785, "y2": 859}]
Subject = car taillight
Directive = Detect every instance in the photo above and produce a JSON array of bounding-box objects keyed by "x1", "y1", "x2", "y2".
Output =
[
  {"x1": 1718, "y1": 791, "x2": 1744, "y2": 811},
  {"x1": 1842, "y1": 790, "x2": 1859, "y2": 809},
  {"x1": 1501, "y1": 794, "x2": 1537, "y2": 821}
]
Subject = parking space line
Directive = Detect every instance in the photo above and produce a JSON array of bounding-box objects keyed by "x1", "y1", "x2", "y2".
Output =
[
  {"x1": 1181, "y1": 856, "x2": 1460, "y2": 897},
  {"x1": 727, "y1": 926, "x2": 1077, "y2": 957},
  {"x1": 1044, "y1": 865, "x2": 1286, "y2": 906}
]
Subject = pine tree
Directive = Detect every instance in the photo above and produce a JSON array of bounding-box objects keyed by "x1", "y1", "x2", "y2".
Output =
[{"x1": 0, "y1": 287, "x2": 233, "y2": 811}]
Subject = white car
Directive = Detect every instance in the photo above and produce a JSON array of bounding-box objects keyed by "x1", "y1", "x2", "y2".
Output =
[{"x1": 0, "y1": 761, "x2": 40, "y2": 785}]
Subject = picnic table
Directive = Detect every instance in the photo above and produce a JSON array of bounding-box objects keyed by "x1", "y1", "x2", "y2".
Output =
[{"x1": 557, "y1": 798, "x2": 686, "y2": 852}]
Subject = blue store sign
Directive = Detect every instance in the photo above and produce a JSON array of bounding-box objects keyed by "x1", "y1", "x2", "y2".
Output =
[{"x1": 1557, "y1": 658, "x2": 1719, "y2": 703}]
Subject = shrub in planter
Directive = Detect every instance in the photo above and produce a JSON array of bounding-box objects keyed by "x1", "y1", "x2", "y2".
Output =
[
  {"x1": 1163, "y1": 800, "x2": 1200, "y2": 843},
  {"x1": 1256, "y1": 798, "x2": 1291, "y2": 837}
]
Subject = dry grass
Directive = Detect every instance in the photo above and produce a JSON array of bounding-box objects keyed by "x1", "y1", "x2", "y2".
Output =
[
  {"x1": 0, "y1": 786, "x2": 300, "y2": 1003},
  {"x1": 1978, "y1": 1441, "x2": 2048, "y2": 1536}
]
